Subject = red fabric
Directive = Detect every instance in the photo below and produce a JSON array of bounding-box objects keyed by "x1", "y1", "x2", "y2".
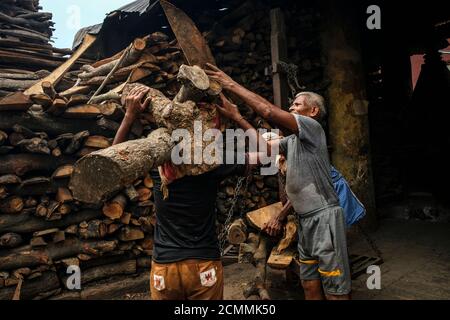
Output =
[{"x1": 161, "y1": 162, "x2": 178, "y2": 183}]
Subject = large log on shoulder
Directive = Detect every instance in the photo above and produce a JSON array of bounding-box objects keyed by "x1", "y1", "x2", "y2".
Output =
[
  {"x1": 69, "y1": 127, "x2": 173, "y2": 204},
  {"x1": 69, "y1": 65, "x2": 222, "y2": 204}
]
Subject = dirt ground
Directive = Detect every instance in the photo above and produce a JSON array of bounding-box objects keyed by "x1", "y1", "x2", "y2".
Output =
[{"x1": 121, "y1": 217, "x2": 450, "y2": 300}]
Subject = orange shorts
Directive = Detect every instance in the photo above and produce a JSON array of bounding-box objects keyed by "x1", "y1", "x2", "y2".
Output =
[{"x1": 150, "y1": 259, "x2": 223, "y2": 300}]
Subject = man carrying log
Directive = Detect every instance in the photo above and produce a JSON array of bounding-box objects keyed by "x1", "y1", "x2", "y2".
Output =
[
  {"x1": 113, "y1": 85, "x2": 251, "y2": 300},
  {"x1": 206, "y1": 64, "x2": 352, "y2": 300}
]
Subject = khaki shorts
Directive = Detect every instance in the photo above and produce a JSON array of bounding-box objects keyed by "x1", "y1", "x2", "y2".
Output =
[
  {"x1": 150, "y1": 259, "x2": 223, "y2": 300},
  {"x1": 297, "y1": 205, "x2": 351, "y2": 295}
]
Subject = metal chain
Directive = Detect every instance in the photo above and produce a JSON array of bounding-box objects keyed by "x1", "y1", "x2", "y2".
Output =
[
  {"x1": 218, "y1": 175, "x2": 250, "y2": 256},
  {"x1": 278, "y1": 61, "x2": 305, "y2": 99}
]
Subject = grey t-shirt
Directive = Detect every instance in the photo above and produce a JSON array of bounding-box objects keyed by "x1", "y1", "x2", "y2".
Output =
[{"x1": 279, "y1": 114, "x2": 339, "y2": 215}]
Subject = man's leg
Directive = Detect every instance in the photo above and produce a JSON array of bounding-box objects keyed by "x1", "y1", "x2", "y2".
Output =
[
  {"x1": 297, "y1": 218, "x2": 324, "y2": 300},
  {"x1": 315, "y1": 207, "x2": 352, "y2": 299},
  {"x1": 301, "y1": 279, "x2": 324, "y2": 300}
]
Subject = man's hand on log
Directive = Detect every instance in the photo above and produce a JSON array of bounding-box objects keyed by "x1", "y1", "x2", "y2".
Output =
[
  {"x1": 205, "y1": 63, "x2": 236, "y2": 90},
  {"x1": 214, "y1": 93, "x2": 243, "y2": 122},
  {"x1": 262, "y1": 215, "x2": 284, "y2": 237},
  {"x1": 124, "y1": 85, "x2": 151, "y2": 122}
]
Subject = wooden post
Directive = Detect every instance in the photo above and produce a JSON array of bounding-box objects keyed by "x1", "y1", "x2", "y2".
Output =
[
  {"x1": 270, "y1": 8, "x2": 289, "y2": 110},
  {"x1": 320, "y1": 2, "x2": 377, "y2": 229}
]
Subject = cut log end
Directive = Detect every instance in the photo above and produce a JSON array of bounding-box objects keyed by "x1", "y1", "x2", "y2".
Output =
[{"x1": 69, "y1": 154, "x2": 123, "y2": 204}]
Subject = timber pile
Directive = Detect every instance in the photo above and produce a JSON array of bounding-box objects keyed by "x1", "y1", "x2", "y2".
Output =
[
  {"x1": 206, "y1": 1, "x2": 326, "y2": 220},
  {"x1": 0, "y1": 0, "x2": 91, "y2": 97},
  {"x1": 0, "y1": 32, "x2": 186, "y2": 300}
]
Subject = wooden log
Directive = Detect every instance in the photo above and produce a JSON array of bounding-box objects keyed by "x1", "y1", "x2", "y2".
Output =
[
  {"x1": 17, "y1": 137, "x2": 50, "y2": 154},
  {"x1": 59, "y1": 85, "x2": 92, "y2": 97},
  {"x1": 41, "y1": 81, "x2": 56, "y2": 100},
  {"x1": 0, "y1": 271, "x2": 60, "y2": 300},
  {"x1": 118, "y1": 226, "x2": 144, "y2": 242},
  {"x1": 63, "y1": 259, "x2": 137, "y2": 287},
  {"x1": 143, "y1": 175, "x2": 154, "y2": 188},
  {"x1": 0, "y1": 153, "x2": 75, "y2": 176},
  {"x1": 102, "y1": 194, "x2": 127, "y2": 220},
  {"x1": 51, "y1": 164, "x2": 73, "y2": 179},
  {"x1": 56, "y1": 187, "x2": 73, "y2": 203},
  {"x1": 0, "y1": 238, "x2": 117, "y2": 270},
  {"x1": 11, "y1": 177, "x2": 66, "y2": 196},
  {"x1": 276, "y1": 215, "x2": 297, "y2": 253},
  {"x1": 0, "y1": 92, "x2": 32, "y2": 112},
  {"x1": 243, "y1": 235, "x2": 270, "y2": 300},
  {"x1": 267, "y1": 247, "x2": 295, "y2": 269},
  {"x1": 66, "y1": 94, "x2": 89, "y2": 107},
  {"x1": 0, "y1": 111, "x2": 117, "y2": 137},
  {"x1": 246, "y1": 202, "x2": 283, "y2": 230},
  {"x1": 0, "y1": 232, "x2": 23, "y2": 248},
  {"x1": 0, "y1": 130, "x2": 7, "y2": 146},
  {"x1": 25, "y1": 34, "x2": 97, "y2": 96},
  {"x1": 0, "y1": 174, "x2": 21, "y2": 185},
  {"x1": 63, "y1": 104, "x2": 102, "y2": 119},
  {"x1": 50, "y1": 272, "x2": 148, "y2": 300},
  {"x1": 78, "y1": 220, "x2": 107, "y2": 239},
  {"x1": 227, "y1": 218, "x2": 247, "y2": 245},
  {"x1": 84, "y1": 136, "x2": 111, "y2": 149},
  {"x1": 30, "y1": 236, "x2": 47, "y2": 247},
  {"x1": 69, "y1": 127, "x2": 173, "y2": 204},
  {"x1": 238, "y1": 232, "x2": 259, "y2": 264},
  {"x1": 46, "y1": 98, "x2": 67, "y2": 116},
  {"x1": 0, "y1": 209, "x2": 102, "y2": 234},
  {"x1": 88, "y1": 91, "x2": 120, "y2": 105},
  {"x1": 136, "y1": 187, "x2": 152, "y2": 202},
  {"x1": 124, "y1": 185, "x2": 139, "y2": 202},
  {"x1": 30, "y1": 93, "x2": 52, "y2": 109},
  {"x1": 63, "y1": 131, "x2": 89, "y2": 155},
  {"x1": 0, "y1": 196, "x2": 24, "y2": 214},
  {"x1": 120, "y1": 212, "x2": 132, "y2": 225},
  {"x1": 78, "y1": 38, "x2": 146, "y2": 80}
]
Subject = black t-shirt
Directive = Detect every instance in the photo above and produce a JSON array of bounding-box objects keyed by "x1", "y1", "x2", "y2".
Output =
[{"x1": 151, "y1": 164, "x2": 248, "y2": 263}]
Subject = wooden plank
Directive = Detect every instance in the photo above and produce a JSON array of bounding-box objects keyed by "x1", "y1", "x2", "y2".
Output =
[
  {"x1": 25, "y1": 34, "x2": 96, "y2": 96},
  {"x1": 246, "y1": 202, "x2": 283, "y2": 230},
  {"x1": 270, "y1": 8, "x2": 289, "y2": 110},
  {"x1": 0, "y1": 92, "x2": 33, "y2": 112},
  {"x1": 268, "y1": 247, "x2": 295, "y2": 269}
]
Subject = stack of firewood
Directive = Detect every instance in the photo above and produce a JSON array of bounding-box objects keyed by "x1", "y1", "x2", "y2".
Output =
[
  {"x1": 0, "y1": 0, "x2": 92, "y2": 97},
  {"x1": 204, "y1": 1, "x2": 326, "y2": 221},
  {"x1": 0, "y1": 31, "x2": 186, "y2": 300}
]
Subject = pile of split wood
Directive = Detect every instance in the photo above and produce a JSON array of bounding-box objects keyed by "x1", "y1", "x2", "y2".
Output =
[
  {"x1": 0, "y1": 0, "x2": 92, "y2": 97},
  {"x1": 0, "y1": 31, "x2": 186, "y2": 300}
]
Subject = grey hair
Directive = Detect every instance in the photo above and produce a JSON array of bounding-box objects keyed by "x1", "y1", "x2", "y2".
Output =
[{"x1": 295, "y1": 91, "x2": 327, "y2": 121}]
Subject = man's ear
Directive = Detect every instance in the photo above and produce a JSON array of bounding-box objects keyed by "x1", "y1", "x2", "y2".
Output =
[{"x1": 310, "y1": 106, "x2": 320, "y2": 118}]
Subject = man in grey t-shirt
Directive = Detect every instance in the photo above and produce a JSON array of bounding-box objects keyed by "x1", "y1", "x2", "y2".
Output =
[{"x1": 206, "y1": 64, "x2": 351, "y2": 300}]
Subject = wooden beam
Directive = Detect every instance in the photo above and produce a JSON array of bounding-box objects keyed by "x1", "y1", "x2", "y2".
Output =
[
  {"x1": 25, "y1": 34, "x2": 96, "y2": 96},
  {"x1": 270, "y1": 8, "x2": 289, "y2": 110}
]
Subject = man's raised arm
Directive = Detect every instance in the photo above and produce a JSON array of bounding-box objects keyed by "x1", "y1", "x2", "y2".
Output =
[
  {"x1": 113, "y1": 86, "x2": 151, "y2": 145},
  {"x1": 205, "y1": 63, "x2": 298, "y2": 134}
]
